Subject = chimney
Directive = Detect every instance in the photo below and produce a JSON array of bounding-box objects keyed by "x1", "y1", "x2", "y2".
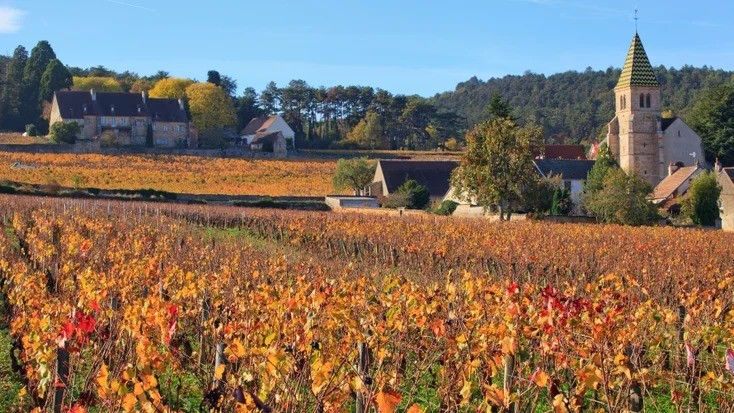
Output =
[
  {"x1": 90, "y1": 89, "x2": 97, "y2": 101},
  {"x1": 668, "y1": 162, "x2": 678, "y2": 176},
  {"x1": 178, "y1": 98, "x2": 185, "y2": 111},
  {"x1": 715, "y1": 158, "x2": 723, "y2": 173},
  {"x1": 141, "y1": 90, "x2": 147, "y2": 104}
]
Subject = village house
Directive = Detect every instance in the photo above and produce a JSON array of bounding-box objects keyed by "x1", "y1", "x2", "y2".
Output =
[
  {"x1": 717, "y1": 165, "x2": 734, "y2": 231},
  {"x1": 240, "y1": 115, "x2": 296, "y2": 150},
  {"x1": 365, "y1": 159, "x2": 459, "y2": 202},
  {"x1": 650, "y1": 162, "x2": 706, "y2": 215},
  {"x1": 533, "y1": 159, "x2": 596, "y2": 205},
  {"x1": 49, "y1": 90, "x2": 197, "y2": 148}
]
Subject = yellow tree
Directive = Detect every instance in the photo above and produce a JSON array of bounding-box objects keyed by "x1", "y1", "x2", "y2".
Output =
[
  {"x1": 184, "y1": 82, "x2": 237, "y2": 132},
  {"x1": 148, "y1": 77, "x2": 194, "y2": 99},
  {"x1": 72, "y1": 76, "x2": 124, "y2": 92}
]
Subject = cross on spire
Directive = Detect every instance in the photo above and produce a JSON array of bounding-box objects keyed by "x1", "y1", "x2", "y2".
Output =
[{"x1": 634, "y1": 9, "x2": 638, "y2": 33}]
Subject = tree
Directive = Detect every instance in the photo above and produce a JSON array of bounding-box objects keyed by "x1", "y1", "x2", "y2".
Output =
[
  {"x1": 450, "y1": 118, "x2": 543, "y2": 220},
  {"x1": 236, "y1": 87, "x2": 264, "y2": 131},
  {"x1": 260, "y1": 81, "x2": 281, "y2": 114},
  {"x1": 347, "y1": 111, "x2": 384, "y2": 149},
  {"x1": 148, "y1": 78, "x2": 194, "y2": 99},
  {"x1": 207, "y1": 70, "x2": 222, "y2": 86},
  {"x1": 23, "y1": 41, "x2": 57, "y2": 123},
  {"x1": 0, "y1": 45, "x2": 28, "y2": 130},
  {"x1": 184, "y1": 82, "x2": 237, "y2": 132},
  {"x1": 39, "y1": 59, "x2": 72, "y2": 102},
  {"x1": 72, "y1": 76, "x2": 124, "y2": 92},
  {"x1": 395, "y1": 178, "x2": 430, "y2": 209},
  {"x1": 682, "y1": 171, "x2": 722, "y2": 226},
  {"x1": 484, "y1": 92, "x2": 513, "y2": 119},
  {"x1": 585, "y1": 168, "x2": 659, "y2": 226},
  {"x1": 49, "y1": 121, "x2": 80, "y2": 144},
  {"x1": 689, "y1": 84, "x2": 734, "y2": 165},
  {"x1": 582, "y1": 143, "x2": 616, "y2": 206},
  {"x1": 332, "y1": 158, "x2": 376, "y2": 195}
]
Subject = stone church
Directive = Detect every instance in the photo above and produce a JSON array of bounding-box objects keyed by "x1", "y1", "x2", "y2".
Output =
[{"x1": 605, "y1": 33, "x2": 706, "y2": 187}]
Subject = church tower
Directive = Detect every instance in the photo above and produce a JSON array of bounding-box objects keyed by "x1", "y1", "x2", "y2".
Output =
[{"x1": 606, "y1": 33, "x2": 664, "y2": 186}]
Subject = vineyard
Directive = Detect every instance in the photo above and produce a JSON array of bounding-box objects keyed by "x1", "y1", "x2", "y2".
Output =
[
  {"x1": 0, "y1": 152, "x2": 338, "y2": 196},
  {"x1": 1, "y1": 194, "x2": 734, "y2": 412}
]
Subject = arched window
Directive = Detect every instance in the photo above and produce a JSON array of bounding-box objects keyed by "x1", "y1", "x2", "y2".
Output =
[
  {"x1": 620, "y1": 96, "x2": 623, "y2": 110},
  {"x1": 646, "y1": 93, "x2": 651, "y2": 108},
  {"x1": 640, "y1": 94, "x2": 645, "y2": 108}
]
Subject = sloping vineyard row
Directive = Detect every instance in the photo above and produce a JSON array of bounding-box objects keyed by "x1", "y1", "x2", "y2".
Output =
[{"x1": 0, "y1": 195, "x2": 733, "y2": 412}]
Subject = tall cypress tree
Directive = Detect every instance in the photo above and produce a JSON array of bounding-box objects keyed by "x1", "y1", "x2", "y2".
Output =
[
  {"x1": 39, "y1": 59, "x2": 72, "y2": 102},
  {"x1": 22, "y1": 41, "x2": 56, "y2": 124},
  {"x1": 0, "y1": 45, "x2": 28, "y2": 130}
]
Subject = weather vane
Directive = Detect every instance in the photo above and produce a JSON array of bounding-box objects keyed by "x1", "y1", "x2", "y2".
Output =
[{"x1": 635, "y1": 9, "x2": 638, "y2": 33}]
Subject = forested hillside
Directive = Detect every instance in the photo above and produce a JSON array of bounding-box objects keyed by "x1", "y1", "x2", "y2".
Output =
[{"x1": 432, "y1": 66, "x2": 734, "y2": 144}]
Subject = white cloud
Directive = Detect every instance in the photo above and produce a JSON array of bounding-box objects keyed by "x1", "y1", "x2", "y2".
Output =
[{"x1": 0, "y1": 6, "x2": 25, "y2": 34}]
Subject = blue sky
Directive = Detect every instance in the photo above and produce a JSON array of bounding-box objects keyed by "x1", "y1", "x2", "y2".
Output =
[{"x1": 1, "y1": 1, "x2": 733, "y2": 97}]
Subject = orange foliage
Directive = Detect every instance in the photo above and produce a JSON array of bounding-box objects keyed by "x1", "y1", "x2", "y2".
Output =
[
  {"x1": 0, "y1": 151, "x2": 338, "y2": 196},
  {"x1": 1, "y1": 195, "x2": 733, "y2": 412}
]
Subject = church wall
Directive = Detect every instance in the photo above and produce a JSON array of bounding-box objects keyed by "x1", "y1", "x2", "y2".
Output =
[{"x1": 662, "y1": 119, "x2": 706, "y2": 167}]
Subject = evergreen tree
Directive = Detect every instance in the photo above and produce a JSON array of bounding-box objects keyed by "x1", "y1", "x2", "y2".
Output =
[
  {"x1": 682, "y1": 171, "x2": 722, "y2": 226},
  {"x1": 582, "y1": 143, "x2": 616, "y2": 205},
  {"x1": 484, "y1": 92, "x2": 513, "y2": 119},
  {"x1": 23, "y1": 41, "x2": 57, "y2": 122},
  {"x1": 0, "y1": 45, "x2": 28, "y2": 130},
  {"x1": 207, "y1": 70, "x2": 222, "y2": 86},
  {"x1": 39, "y1": 59, "x2": 72, "y2": 102},
  {"x1": 689, "y1": 84, "x2": 734, "y2": 165}
]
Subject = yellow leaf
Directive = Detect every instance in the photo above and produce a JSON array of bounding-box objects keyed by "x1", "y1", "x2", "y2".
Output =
[
  {"x1": 459, "y1": 379, "x2": 472, "y2": 405},
  {"x1": 264, "y1": 332, "x2": 276, "y2": 346},
  {"x1": 141, "y1": 374, "x2": 158, "y2": 390},
  {"x1": 134, "y1": 382, "x2": 144, "y2": 396},
  {"x1": 17, "y1": 386, "x2": 27, "y2": 398},
  {"x1": 122, "y1": 393, "x2": 137, "y2": 411},
  {"x1": 501, "y1": 336, "x2": 515, "y2": 355},
  {"x1": 533, "y1": 371, "x2": 549, "y2": 387},
  {"x1": 374, "y1": 388, "x2": 402, "y2": 413},
  {"x1": 214, "y1": 364, "x2": 225, "y2": 381}
]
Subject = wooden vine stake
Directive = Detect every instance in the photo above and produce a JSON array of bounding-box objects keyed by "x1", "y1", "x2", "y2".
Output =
[
  {"x1": 503, "y1": 354, "x2": 515, "y2": 413},
  {"x1": 214, "y1": 343, "x2": 227, "y2": 388},
  {"x1": 626, "y1": 345, "x2": 643, "y2": 413},
  {"x1": 355, "y1": 342, "x2": 369, "y2": 413},
  {"x1": 199, "y1": 294, "x2": 211, "y2": 365},
  {"x1": 53, "y1": 346, "x2": 70, "y2": 413},
  {"x1": 678, "y1": 305, "x2": 686, "y2": 370}
]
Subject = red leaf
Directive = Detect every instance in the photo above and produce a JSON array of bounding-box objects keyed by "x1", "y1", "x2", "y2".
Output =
[{"x1": 61, "y1": 322, "x2": 75, "y2": 340}]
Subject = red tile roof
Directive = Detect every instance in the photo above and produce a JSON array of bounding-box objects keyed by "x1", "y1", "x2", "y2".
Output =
[{"x1": 652, "y1": 165, "x2": 701, "y2": 201}]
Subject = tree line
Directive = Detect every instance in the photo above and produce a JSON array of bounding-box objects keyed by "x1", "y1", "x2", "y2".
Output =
[{"x1": 431, "y1": 66, "x2": 734, "y2": 145}]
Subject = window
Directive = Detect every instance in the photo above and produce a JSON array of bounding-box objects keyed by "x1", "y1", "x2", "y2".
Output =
[
  {"x1": 101, "y1": 117, "x2": 107, "y2": 126},
  {"x1": 640, "y1": 94, "x2": 645, "y2": 108},
  {"x1": 678, "y1": 130, "x2": 681, "y2": 137},
  {"x1": 178, "y1": 125, "x2": 185, "y2": 132},
  {"x1": 163, "y1": 125, "x2": 169, "y2": 132},
  {"x1": 564, "y1": 181, "x2": 572, "y2": 191},
  {"x1": 620, "y1": 96, "x2": 623, "y2": 110},
  {"x1": 120, "y1": 118, "x2": 126, "y2": 126},
  {"x1": 152, "y1": 124, "x2": 157, "y2": 131},
  {"x1": 646, "y1": 93, "x2": 651, "y2": 108}
]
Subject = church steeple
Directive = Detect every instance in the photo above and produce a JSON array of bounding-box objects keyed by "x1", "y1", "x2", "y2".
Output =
[{"x1": 615, "y1": 33, "x2": 660, "y2": 89}]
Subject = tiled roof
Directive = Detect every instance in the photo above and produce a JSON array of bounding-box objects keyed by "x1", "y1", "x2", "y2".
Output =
[
  {"x1": 652, "y1": 165, "x2": 700, "y2": 200},
  {"x1": 54, "y1": 91, "x2": 188, "y2": 123},
  {"x1": 533, "y1": 159, "x2": 596, "y2": 180},
  {"x1": 378, "y1": 160, "x2": 459, "y2": 198},
  {"x1": 616, "y1": 33, "x2": 660, "y2": 89},
  {"x1": 241, "y1": 115, "x2": 279, "y2": 135},
  {"x1": 534, "y1": 145, "x2": 587, "y2": 160}
]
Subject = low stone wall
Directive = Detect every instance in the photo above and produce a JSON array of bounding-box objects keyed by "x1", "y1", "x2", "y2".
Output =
[
  {"x1": 0, "y1": 141, "x2": 101, "y2": 153},
  {"x1": 0, "y1": 143, "x2": 296, "y2": 159}
]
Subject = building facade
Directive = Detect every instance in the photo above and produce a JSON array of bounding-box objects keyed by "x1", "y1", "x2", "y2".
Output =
[
  {"x1": 49, "y1": 90, "x2": 198, "y2": 148},
  {"x1": 605, "y1": 33, "x2": 705, "y2": 187}
]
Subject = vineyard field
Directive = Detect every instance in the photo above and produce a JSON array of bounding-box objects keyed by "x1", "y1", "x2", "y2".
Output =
[
  {"x1": 0, "y1": 152, "x2": 338, "y2": 196},
  {"x1": 1, "y1": 195, "x2": 733, "y2": 412}
]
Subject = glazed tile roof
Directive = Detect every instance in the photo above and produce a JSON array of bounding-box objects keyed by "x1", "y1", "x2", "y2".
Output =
[{"x1": 616, "y1": 33, "x2": 660, "y2": 89}]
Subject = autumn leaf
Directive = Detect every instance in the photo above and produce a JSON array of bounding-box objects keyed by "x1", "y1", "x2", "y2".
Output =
[
  {"x1": 214, "y1": 364, "x2": 225, "y2": 381},
  {"x1": 374, "y1": 388, "x2": 402, "y2": 413},
  {"x1": 122, "y1": 393, "x2": 137, "y2": 411},
  {"x1": 406, "y1": 404, "x2": 425, "y2": 413}
]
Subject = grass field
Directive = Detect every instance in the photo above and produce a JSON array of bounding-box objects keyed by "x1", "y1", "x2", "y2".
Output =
[{"x1": 0, "y1": 152, "x2": 340, "y2": 196}]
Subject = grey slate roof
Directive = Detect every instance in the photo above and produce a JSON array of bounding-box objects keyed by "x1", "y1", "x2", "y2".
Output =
[
  {"x1": 534, "y1": 159, "x2": 596, "y2": 181},
  {"x1": 378, "y1": 160, "x2": 459, "y2": 198},
  {"x1": 54, "y1": 91, "x2": 188, "y2": 122}
]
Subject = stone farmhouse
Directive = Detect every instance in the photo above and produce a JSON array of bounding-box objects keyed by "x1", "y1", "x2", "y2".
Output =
[
  {"x1": 604, "y1": 33, "x2": 706, "y2": 188},
  {"x1": 239, "y1": 115, "x2": 295, "y2": 150},
  {"x1": 49, "y1": 90, "x2": 197, "y2": 148},
  {"x1": 651, "y1": 162, "x2": 706, "y2": 215}
]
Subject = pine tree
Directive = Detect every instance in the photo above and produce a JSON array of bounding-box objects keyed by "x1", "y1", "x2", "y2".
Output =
[
  {"x1": 0, "y1": 46, "x2": 28, "y2": 130},
  {"x1": 39, "y1": 59, "x2": 72, "y2": 102}
]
